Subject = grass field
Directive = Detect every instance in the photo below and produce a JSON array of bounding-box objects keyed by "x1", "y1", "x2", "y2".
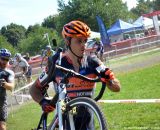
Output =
[{"x1": 7, "y1": 59, "x2": 160, "y2": 130}]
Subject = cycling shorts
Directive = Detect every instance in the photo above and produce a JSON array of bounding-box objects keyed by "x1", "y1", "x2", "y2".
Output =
[
  {"x1": 25, "y1": 66, "x2": 32, "y2": 78},
  {"x1": 0, "y1": 98, "x2": 8, "y2": 122}
]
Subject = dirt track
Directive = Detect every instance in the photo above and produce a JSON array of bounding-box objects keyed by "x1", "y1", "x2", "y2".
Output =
[
  {"x1": 111, "y1": 55, "x2": 160, "y2": 73},
  {"x1": 107, "y1": 48, "x2": 160, "y2": 73}
]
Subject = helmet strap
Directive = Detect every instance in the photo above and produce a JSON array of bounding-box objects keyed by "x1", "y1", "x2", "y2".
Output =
[
  {"x1": 66, "y1": 37, "x2": 83, "y2": 66},
  {"x1": 68, "y1": 44, "x2": 83, "y2": 66}
]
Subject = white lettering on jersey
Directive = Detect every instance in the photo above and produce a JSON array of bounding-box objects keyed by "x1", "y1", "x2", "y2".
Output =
[
  {"x1": 96, "y1": 64, "x2": 106, "y2": 73},
  {"x1": 38, "y1": 71, "x2": 48, "y2": 83}
]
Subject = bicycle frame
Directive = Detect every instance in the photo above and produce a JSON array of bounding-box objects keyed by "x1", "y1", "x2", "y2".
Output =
[
  {"x1": 36, "y1": 64, "x2": 107, "y2": 130},
  {"x1": 36, "y1": 82, "x2": 71, "y2": 130}
]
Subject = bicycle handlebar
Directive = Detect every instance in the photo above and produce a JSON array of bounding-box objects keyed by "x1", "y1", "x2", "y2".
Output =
[
  {"x1": 55, "y1": 64, "x2": 106, "y2": 101},
  {"x1": 56, "y1": 65, "x2": 100, "y2": 82}
]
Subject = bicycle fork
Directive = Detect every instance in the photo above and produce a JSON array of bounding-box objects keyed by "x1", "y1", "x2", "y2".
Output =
[{"x1": 57, "y1": 83, "x2": 66, "y2": 130}]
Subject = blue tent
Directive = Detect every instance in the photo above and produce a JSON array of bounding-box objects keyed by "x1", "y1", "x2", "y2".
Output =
[{"x1": 107, "y1": 19, "x2": 135, "y2": 36}]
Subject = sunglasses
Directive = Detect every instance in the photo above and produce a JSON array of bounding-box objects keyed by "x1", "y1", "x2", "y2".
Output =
[{"x1": 0, "y1": 57, "x2": 9, "y2": 62}]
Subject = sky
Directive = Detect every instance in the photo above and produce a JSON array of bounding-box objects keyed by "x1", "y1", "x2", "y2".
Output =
[{"x1": 0, "y1": 0, "x2": 138, "y2": 29}]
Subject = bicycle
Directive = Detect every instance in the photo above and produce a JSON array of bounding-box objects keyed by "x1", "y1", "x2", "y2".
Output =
[
  {"x1": 34, "y1": 64, "x2": 108, "y2": 130},
  {"x1": 14, "y1": 73, "x2": 28, "y2": 104}
]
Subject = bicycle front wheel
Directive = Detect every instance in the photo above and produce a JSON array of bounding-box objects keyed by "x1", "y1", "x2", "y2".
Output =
[{"x1": 63, "y1": 97, "x2": 108, "y2": 130}]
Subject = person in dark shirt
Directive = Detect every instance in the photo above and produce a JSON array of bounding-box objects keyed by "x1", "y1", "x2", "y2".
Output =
[{"x1": 0, "y1": 48, "x2": 15, "y2": 130}]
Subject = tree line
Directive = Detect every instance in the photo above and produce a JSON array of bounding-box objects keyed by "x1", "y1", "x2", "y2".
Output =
[{"x1": 0, "y1": 0, "x2": 159, "y2": 56}]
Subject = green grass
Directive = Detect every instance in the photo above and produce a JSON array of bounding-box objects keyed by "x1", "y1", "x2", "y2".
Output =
[
  {"x1": 7, "y1": 64, "x2": 160, "y2": 130},
  {"x1": 100, "y1": 64, "x2": 160, "y2": 130}
]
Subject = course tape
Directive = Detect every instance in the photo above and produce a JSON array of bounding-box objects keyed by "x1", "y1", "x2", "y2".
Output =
[
  {"x1": 98, "y1": 99, "x2": 160, "y2": 103},
  {"x1": 13, "y1": 94, "x2": 31, "y2": 99},
  {"x1": 12, "y1": 81, "x2": 34, "y2": 94}
]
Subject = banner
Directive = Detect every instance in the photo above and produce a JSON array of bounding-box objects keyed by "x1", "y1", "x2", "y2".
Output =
[{"x1": 96, "y1": 16, "x2": 110, "y2": 45}]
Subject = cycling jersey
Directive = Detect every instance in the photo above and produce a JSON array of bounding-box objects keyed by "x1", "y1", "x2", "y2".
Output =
[
  {"x1": 18, "y1": 57, "x2": 29, "y2": 68},
  {"x1": 36, "y1": 52, "x2": 106, "y2": 99},
  {"x1": 16, "y1": 57, "x2": 32, "y2": 77},
  {"x1": 43, "y1": 50, "x2": 55, "y2": 57},
  {"x1": 96, "y1": 41, "x2": 104, "y2": 54},
  {"x1": 0, "y1": 69, "x2": 14, "y2": 98}
]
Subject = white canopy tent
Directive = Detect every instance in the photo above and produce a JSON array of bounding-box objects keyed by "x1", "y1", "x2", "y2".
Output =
[
  {"x1": 133, "y1": 16, "x2": 160, "y2": 29},
  {"x1": 89, "y1": 31, "x2": 100, "y2": 39}
]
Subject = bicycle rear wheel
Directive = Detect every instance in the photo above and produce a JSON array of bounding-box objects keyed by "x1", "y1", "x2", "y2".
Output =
[
  {"x1": 14, "y1": 77, "x2": 28, "y2": 104},
  {"x1": 63, "y1": 97, "x2": 108, "y2": 130}
]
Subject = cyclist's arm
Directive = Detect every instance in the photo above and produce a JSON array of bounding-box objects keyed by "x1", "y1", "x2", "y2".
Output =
[
  {"x1": 29, "y1": 70, "x2": 50, "y2": 103},
  {"x1": 3, "y1": 70, "x2": 15, "y2": 91},
  {"x1": 29, "y1": 81, "x2": 44, "y2": 103},
  {"x1": 88, "y1": 55, "x2": 121, "y2": 92},
  {"x1": 3, "y1": 81, "x2": 15, "y2": 91},
  {"x1": 97, "y1": 64, "x2": 121, "y2": 92}
]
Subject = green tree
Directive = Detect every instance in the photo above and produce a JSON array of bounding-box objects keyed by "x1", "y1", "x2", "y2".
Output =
[
  {"x1": 25, "y1": 24, "x2": 41, "y2": 37},
  {"x1": 55, "y1": 0, "x2": 131, "y2": 33},
  {"x1": 131, "y1": 0, "x2": 153, "y2": 18},
  {"x1": 0, "y1": 35, "x2": 16, "y2": 55},
  {"x1": 153, "y1": 0, "x2": 160, "y2": 11},
  {"x1": 0, "y1": 23, "x2": 26, "y2": 47},
  {"x1": 19, "y1": 25, "x2": 61, "y2": 55},
  {"x1": 42, "y1": 15, "x2": 57, "y2": 29}
]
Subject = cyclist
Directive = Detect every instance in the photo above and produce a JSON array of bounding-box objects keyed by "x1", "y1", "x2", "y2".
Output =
[
  {"x1": 14, "y1": 53, "x2": 32, "y2": 84},
  {"x1": 96, "y1": 39, "x2": 104, "y2": 61},
  {"x1": 40, "y1": 45, "x2": 55, "y2": 68},
  {"x1": 30, "y1": 20, "x2": 121, "y2": 129},
  {"x1": 0, "y1": 48, "x2": 15, "y2": 130},
  {"x1": 86, "y1": 38, "x2": 104, "y2": 61}
]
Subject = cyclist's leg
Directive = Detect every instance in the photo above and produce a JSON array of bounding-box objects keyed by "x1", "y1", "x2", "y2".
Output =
[
  {"x1": 25, "y1": 66, "x2": 32, "y2": 84},
  {"x1": 0, "y1": 121, "x2": 6, "y2": 130},
  {"x1": 73, "y1": 106, "x2": 91, "y2": 130},
  {"x1": 0, "y1": 99, "x2": 7, "y2": 130}
]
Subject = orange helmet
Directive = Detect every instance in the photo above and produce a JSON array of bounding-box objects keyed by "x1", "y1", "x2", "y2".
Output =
[{"x1": 62, "y1": 20, "x2": 91, "y2": 39}]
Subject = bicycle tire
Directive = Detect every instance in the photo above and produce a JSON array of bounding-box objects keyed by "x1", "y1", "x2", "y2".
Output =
[
  {"x1": 14, "y1": 77, "x2": 28, "y2": 105},
  {"x1": 14, "y1": 91, "x2": 23, "y2": 104},
  {"x1": 63, "y1": 97, "x2": 108, "y2": 130}
]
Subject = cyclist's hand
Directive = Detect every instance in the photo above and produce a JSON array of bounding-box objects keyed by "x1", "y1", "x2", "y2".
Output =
[
  {"x1": 100, "y1": 68, "x2": 115, "y2": 83},
  {"x1": 39, "y1": 98, "x2": 55, "y2": 113},
  {"x1": 0, "y1": 79, "x2": 6, "y2": 87}
]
